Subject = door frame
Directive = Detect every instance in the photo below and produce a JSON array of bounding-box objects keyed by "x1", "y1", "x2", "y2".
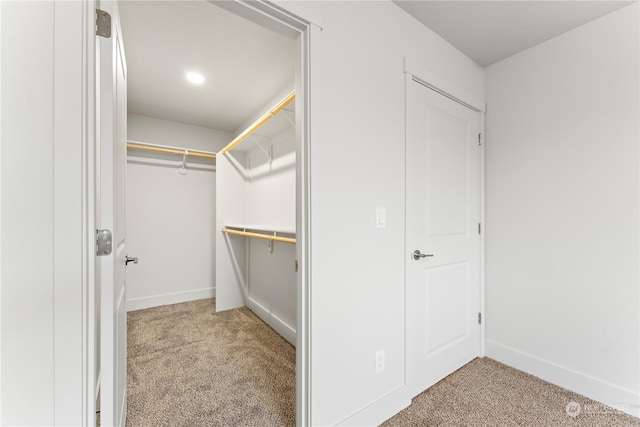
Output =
[
  {"x1": 82, "y1": 1, "x2": 98, "y2": 425},
  {"x1": 52, "y1": 0, "x2": 102, "y2": 425},
  {"x1": 404, "y1": 59, "x2": 486, "y2": 358},
  {"x1": 76, "y1": 1, "x2": 312, "y2": 426}
]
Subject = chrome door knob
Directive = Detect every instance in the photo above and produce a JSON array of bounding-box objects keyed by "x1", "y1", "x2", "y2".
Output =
[{"x1": 413, "y1": 250, "x2": 434, "y2": 260}]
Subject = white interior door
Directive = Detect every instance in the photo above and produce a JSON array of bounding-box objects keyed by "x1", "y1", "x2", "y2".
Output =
[
  {"x1": 406, "y1": 77, "x2": 481, "y2": 397},
  {"x1": 98, "y1": 1, "x2": 128, "y2": 425}
]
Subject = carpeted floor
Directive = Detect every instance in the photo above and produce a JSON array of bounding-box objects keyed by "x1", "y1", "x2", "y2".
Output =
[
  {"x1": 383, "y1": 358, "x2": 640, "y2": 427},
  {"x1": 127, "y1": 298, "x2": 295, "y2": 427},
  {"x1": 127, "y1": 299, "x2": 639, "y2": 427}
]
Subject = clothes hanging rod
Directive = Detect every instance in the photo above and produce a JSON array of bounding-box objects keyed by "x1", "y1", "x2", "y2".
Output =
[
  {"x1": 127, "y1": 140, "x2": 217, "y2": 159},
  {"x1": 219, "y1": 91, "x2": 295, "y2": 155},
  {"x1": 221, "y1": 227, "x2": 296, "y2": 244}
]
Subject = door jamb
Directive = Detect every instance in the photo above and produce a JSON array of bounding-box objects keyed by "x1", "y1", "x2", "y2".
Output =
[{"x1": 80, "y1": 1, "x2": 98, "y2": 426}]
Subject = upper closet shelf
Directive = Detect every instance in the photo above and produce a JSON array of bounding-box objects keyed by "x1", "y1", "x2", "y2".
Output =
[
  {"x1": 127, "y1": 140, "x2": 217, "y2": 159},
  {"x1": 219, "y1": 91, "x2": 295, "y2": 155}
]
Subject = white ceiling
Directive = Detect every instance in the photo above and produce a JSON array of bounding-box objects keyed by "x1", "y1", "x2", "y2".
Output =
[
  {"x1": 393, "y1": 1, "x2": 635, "y2": 67},
  {"x1": 119, "y1": 1, "x2": 296, "y2": 133},
  {"x1": 120, "y1": 1, "x2": 635, "y2": 136}
]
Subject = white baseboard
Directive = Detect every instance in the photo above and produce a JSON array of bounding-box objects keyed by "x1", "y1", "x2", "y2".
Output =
[
  {"x1": 246, "y1": 297, "x2": 270, "y2": 323},
  {"x1": 270, "y1": 312, "x2": 296, "y2": 347},
  {"x1": 335, "y1": 385, "x2": 410, "y2": 427},
  {"x1": 486, "y1": 340, "x2": 640, "y2": 417},
  {"x1": 247, "y1": 297, "x2": 297, "y2": 346},
  {"x1": 126, "y1": 287, "x2": 215, "y2": 312}
]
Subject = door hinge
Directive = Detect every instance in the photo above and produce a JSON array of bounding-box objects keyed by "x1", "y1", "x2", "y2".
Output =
[
  {"x1": 478, "y1": 223, "x2": 481, "y2": 235},
  {"x1": 478, "y1": 312, "x2": 482, "y2": 324},
  {"x1": 96, "y1": 9, "x2": 112, "y2": 38},
  {"x1": 295, "y1": 260, "x2": 299, "y2": 273},
  {"x1": 478, "y1": 133, "x2": 482, "y2": 146}
]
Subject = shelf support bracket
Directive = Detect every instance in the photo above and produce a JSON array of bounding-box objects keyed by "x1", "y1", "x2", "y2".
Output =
[
  {"x1": 251, "y1": 137, "x2": 272, "y2": 164},
  {"x1": 283, "y1": 109, "x2": 295, "y2": 129}
]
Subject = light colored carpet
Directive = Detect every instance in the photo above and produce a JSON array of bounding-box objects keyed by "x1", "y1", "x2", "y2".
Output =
[
  {"x1": 127, "y1": 299, "x2": 639, "y2": 427},
  {"x1": 127, "y1": 298, "x2": 295, "y2": 427},
  {"x1": 383, "y1": 357, "x2": 640, "y2": 427}
]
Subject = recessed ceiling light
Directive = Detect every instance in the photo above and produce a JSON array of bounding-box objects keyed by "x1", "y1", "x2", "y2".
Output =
[{"x1": 186, "y1": 71, "x2": 205, "y2": 85}]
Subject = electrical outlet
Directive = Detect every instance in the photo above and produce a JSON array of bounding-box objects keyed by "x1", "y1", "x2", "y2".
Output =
[{"x1": 375, "y1": 350, "x2": 385, "y2": 373}]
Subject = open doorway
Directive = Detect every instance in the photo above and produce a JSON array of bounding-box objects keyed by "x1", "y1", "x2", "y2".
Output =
[
  {"x1": 119, "y1": 2, "x2": 296, "y2": 311},
  {"x1": 111, "y1": 1, "x2": 310, "y2": 425}
]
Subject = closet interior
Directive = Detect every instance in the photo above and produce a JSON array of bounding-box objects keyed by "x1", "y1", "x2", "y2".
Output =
[
  {"x1": 217, "y1": 91, "x2": 298, "y2": 345},
  {"x1": 120, "y1": 0, "x2": 298, "y2": 344}
]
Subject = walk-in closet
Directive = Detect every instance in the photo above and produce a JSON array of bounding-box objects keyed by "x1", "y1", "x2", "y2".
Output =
[
  {"x1": 118, "y1": 0, "x2": 299, "y2": 422},
  {"x1": 216, "y1": 91, "x2": 298, "y2": 345}
]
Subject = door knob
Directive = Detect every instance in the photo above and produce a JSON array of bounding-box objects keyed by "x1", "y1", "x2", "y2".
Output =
[
  {"x1": 413, "y1": 250, "x2": 433, "y2": 260},
  {"x1": 125, "y1": 256, "x2": 138, "y2": 265}
]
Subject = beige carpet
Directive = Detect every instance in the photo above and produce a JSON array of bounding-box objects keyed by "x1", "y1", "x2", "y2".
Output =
[
  {"x1": 127, "y1": 299, "x2": 639, "y2": 426},
  {"x1": 384, "y1": 357, "x2": 640, "y2": 427},
  {"x1": 127, "y1": 298, "x2": 295, "y2": 427}
]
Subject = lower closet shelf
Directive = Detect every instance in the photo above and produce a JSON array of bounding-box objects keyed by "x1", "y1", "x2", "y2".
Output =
[{"x1": 221, "y1": 226, "x2": 296, "y2": 244}]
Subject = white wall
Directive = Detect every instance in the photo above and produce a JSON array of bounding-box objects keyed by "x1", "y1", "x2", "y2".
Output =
[
  {"x1": 246, "y1": 128, "x2": 297, "y2": 345},
  {"x1": 247, "y1": 238, "x2": 296, "y2": 343},
  {"x1": 274, "y1": 2, "x2": 485, "y2": 425},
  {"x1": 1, "y1": 4, "x2": 55, "y2": 423},
  {"x1": 485, "y1": 4, "x2": 639, "y2": 416},
  {"x1": 126, "y1": 114, "x2": 229, "y2": 310},
  {"x1": 128, "y1": 114, "x2": 230, "y2": 152},
  {"x1": 1, "y1": 1, "x2": 89, "y2": 424},
  {"x1": 216, "y1": 124, "x2": 297, "y2": 346},
  {"x1": 245, "y1": 128, "x2": 296, "y2": 229}
]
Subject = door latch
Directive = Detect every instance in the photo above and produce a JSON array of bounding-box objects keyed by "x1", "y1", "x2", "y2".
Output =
[
  {"x1": 125, "y1": 256, "x2": 139, "y2": 266},
  {"x1": 96, "y1": 229, "x2": 112, "y2": 256}
]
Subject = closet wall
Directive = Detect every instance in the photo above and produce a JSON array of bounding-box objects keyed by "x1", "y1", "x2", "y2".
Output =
[
  {"x1": 216, "y1": 93, "x2": 297, "y2": 345},
  {"x1": 126, "y1": 114, "x2": 229, "y2": 311},
  {"x1": 245, "y1": 127, "x2": 297, "y2": 344}
]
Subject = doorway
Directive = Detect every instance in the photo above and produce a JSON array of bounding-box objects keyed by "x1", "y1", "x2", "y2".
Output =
[{"x1": 98, "y1": 1, "x2": 311, "y2": 425}]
